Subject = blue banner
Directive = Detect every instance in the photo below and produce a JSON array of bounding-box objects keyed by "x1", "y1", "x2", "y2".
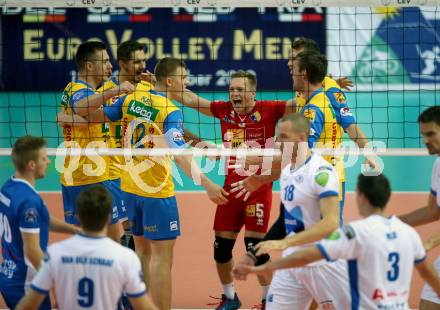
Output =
[{"x1": 1, "y1": 7, "x2": 325, "y2": 91}]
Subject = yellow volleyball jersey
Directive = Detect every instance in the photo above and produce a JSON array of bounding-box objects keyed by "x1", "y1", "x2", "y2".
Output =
[
  {"x1": 300, "y1": 88, "x2": 345, "y2": 182},
  {"x1": 60, "y1": 80, "x2": 108, "y2": 186},
  {"x1": 103, "y1": 81, "x2": 183, "y2": 198}
]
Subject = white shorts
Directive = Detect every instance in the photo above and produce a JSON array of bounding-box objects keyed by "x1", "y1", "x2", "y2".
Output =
[
  {"x1": 266, "y1": 259, "x2": 350, "y2": 310},
  {"x1": 421, "y1": 256, "x2": 440, "y2": 304}
]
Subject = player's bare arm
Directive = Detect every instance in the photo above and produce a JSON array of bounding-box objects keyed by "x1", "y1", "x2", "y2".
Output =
[
  {"x1": 49, "y1": 215, "x2": 80, "y2": 234},
  {"x1": 255, "y1": 195, "x2": 339, "y2": 255},
  {"x1": 21, "y1": 232, "x2": 44, "y2": 270},
  {"x1": 15, "y1": 289, "x2": 46, "y2": 310},
  {"x1": 174, "y1": 154, "x2": 229, "y2": 205},
  {"x1": 74, "y1": 81, "x2": 134, "y2": 117},
  {"x1": 169, "y1": 88, "x2": 213, "y2": 117},
  {"x1": 416, "y1": 260, "x2": 440, "y2": 297},
  {"x1": 56, "y1": 111, "x2": 89, "y2": 128},
  {"x1": 424, "y1": 234, "x2": 440, "y2": 252},
  {"x1": 129, "y1": 293, "x2": 159, "y2": 310},
  {"x1": 399, "y1": 193, "x2": 440, "y2": 226}
]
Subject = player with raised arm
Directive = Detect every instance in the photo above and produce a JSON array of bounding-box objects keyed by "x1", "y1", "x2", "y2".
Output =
[
  {"x1": 398, "y1": 106, "x2": 440, "y2": 310},
  {"x1": 235, "y1": 173, "x2": 440, "y2": 310},
  {"x1": 58, "y1": 41, "x2": 134, "y2": 239},
  {"x1": 83, "y1": 57, "x2": 228, "y2": 310},
  {"x1": 16, "y1": 185, "x2": 157, "y2": 310},
  {"x1": 0, "y1": 136, "x2": 78, "y2": 309}
]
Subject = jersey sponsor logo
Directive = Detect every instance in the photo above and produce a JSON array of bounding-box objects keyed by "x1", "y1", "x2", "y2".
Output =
[
  {"x1": 170, "y1": 221, "x2": 178, "y2": 231},
  {"x1": 61, "y1": 91, "x2": 69, "y2": 108},
  {"x1": 140, "y1": 96, "x2": 153, "y2": 106},
  {"x1": 386, "y1": 232, "x2": 397, "y2": 240},
  {"x1": 246, "y1": 204, "x2": 256, "y2": 217},
  {"x1": 0, "y1": 259, "x2": 17, "y2": 279},
  {"x1": 340, "y1": 107, "x2": 352, "y2": 117},
  {"x1": 314, "y1": 172, "x2": 329, "y2": 187},
  {"x1": 127, "y1": 100, "x2": 159, "y2": 121},
  {"x1": 326, "y1": 230, "x2": 341, "y2": 240},
  {"x1": 224, "y1": 129, "x2": 244, "y2": 148},
  {"x1": 24, "y1": 208, "x2": 38, "y2": 224},
  {"x1": 72, "y1": 90, "x2": 86, "y2": 103},
  {"x1": 303, "y1": 108, "x2": 316, "y2": 122},
  {"x1": 245, "y1": 127, "x2": 266, "y2": 145},
  {"x1": 342, "y1": 224, "x2": 356, "y2": 239}
]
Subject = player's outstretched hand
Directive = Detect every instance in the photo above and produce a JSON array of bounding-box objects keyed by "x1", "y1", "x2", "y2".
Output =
[
  {"x1": 255, "y1": 240, "x2": 288, "y2": 256},
  {"x1": 336, "y1": 76, "x2": 354, "y2": 91},
  {"x1": 232, "y1": 254, "x2": 256, "y2": 280},
  {"x1": 230, "y1": 176, "x2": 263, "y2": 202},
  {"x1": 118, "y1": 81, "x2": 135, "y2": 94},
  {"x1": 206, "y1": 182, "x2": 229, "y2": 205}
]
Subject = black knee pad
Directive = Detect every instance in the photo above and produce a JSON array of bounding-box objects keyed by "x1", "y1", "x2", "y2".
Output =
[
  {"x1": 214, "y1": 236, "x2": 236, "y2": 263},
  {"x1": 244, "y1": 237, "x2": 270, "y2": 266}
]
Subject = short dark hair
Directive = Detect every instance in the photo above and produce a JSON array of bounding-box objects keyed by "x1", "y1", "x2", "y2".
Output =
[
  {"x1": 117, "y1": 40, "x2": 146, "y2": 62},
  {"x1": 76, "y1": 185, "x2": 112, "y2": 232},
  {"x1": 12, "y1": 136, "x2": 46, "y2": 172},
  {"x1": 291, "y1": 37, "x2": 320, "y2": 52},
  {"x1": 296, "y1": 51, "x2": 327, "y2": 84},
  {"x1": 76, "y1": 41, "x2": 107, "y2": 69},
  {"x1": 154, "y1": 57, "x2": 187, "y2": 81},
  {"x1": 230, "y1": 70, "x2": 257, "y2": 90},
  {"x1": 280, "y1": 113, "x2": 311, "y2": 135},
  {"x1": 357, "y1": 174, "x2": 391, "y2": 209},
  {"x1": 418, "y1": 106, "x2": 440, "y2": 126}
]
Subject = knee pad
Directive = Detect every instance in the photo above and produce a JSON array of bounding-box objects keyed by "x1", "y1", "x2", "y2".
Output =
[
  {"x1": 214, "y1": 236, "x2": 236, "y2": 264},
  {"x1": 244, "y1": 237, "x2": 270, "y2": 266}
]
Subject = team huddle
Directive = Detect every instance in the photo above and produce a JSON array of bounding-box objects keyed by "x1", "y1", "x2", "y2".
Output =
[{"x1": 0, "y1": 37, "x2": 440, "y2": 310}]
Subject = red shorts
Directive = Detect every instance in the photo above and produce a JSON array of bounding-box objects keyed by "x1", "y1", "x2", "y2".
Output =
[{"x1": 213, "y1": 185, "x2": 272, "y2": 233}]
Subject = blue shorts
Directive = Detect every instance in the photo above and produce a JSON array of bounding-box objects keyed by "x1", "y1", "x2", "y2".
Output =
[
  {"x1": 62, "y1": 180, "x2": 124, "y2": 225},
  {"x1": 1, "y1": 287, "x2": 51, "y2": 310},
  {"x1": 106, "y1": 178, "x2": 127, "y2": 223},
  {"x1": 122, "y1": 192, "x2": 180, "y2": 240}
]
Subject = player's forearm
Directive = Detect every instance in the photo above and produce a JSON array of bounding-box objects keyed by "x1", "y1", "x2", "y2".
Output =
[
  {"x1": 418, "y1": 262, "x2": 440, "y2": 297},
  {"x1": 74, "y1": 90, "x2": 116, "y2": 117},
  {"x1": 174, "y1": 154, "x2": 207, "y2": 186},
  {"x1": 15, "y1": 295, "x2": 40, "y2": 310},
  {"x1": 285, "y1": 216, "x2": 339, "y2": 248},
  {"x1": 25, "y1": 247, "x2": 44, "y2": 270},
  {"x1": 50, "y1": 216, "x2": 79, "y2": 234},
  {"x1": 399, "y1": 206, "x2": 440, "y2": 227},
  {"x1": 346, "y1": 124, "x2": 369, "y2": 149}
]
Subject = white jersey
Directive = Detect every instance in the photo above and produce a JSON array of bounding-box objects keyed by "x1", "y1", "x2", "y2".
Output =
[
  {"x1": 431, "y1": 157, "x2": 440, "y2": 207},
  {"x1": 280, "y1": 154, "x2": 339, "y2": 261},
  {"x1": 318, "y1": 215, "x2": 426, "y2": 309},
  {"x1": 31, "y1": 233, "x2": 146, "y2": 310}
]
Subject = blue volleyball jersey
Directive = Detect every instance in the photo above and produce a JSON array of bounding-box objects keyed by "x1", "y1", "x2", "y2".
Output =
[{"x1": 0, "y1": 177, "x2": 50, "y2": 290}]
